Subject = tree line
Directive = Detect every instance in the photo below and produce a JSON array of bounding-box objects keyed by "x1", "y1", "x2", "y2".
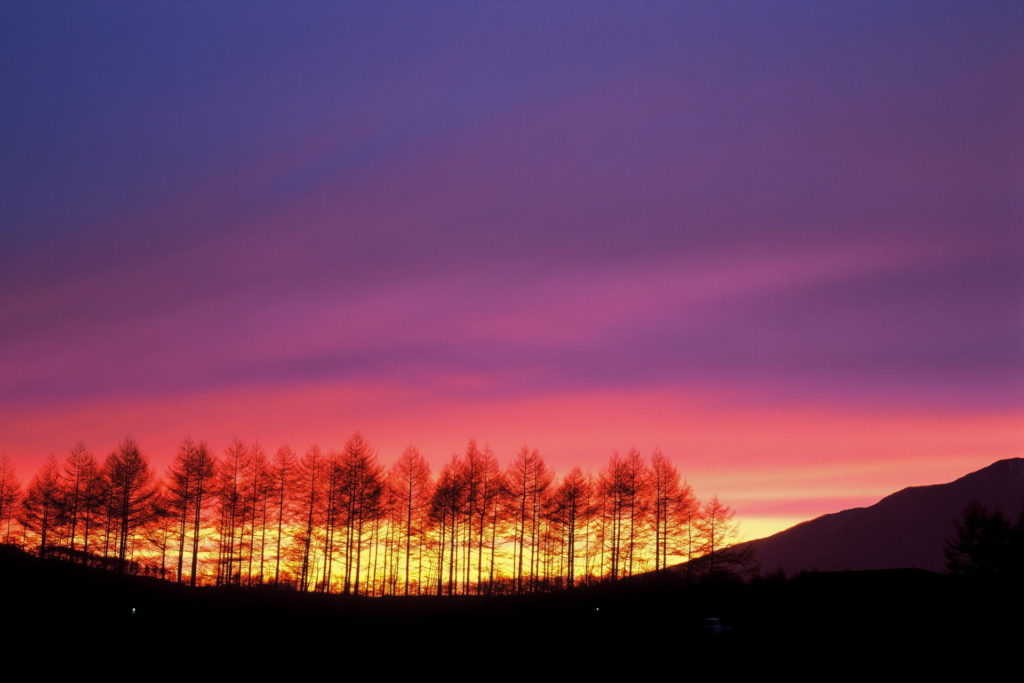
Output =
[{"x1": 0, "y1": 434, "x2": 738, "y2": 595}]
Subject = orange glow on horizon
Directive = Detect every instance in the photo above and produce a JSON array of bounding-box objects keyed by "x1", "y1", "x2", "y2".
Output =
[{"x1": 3, "y1": 381, "x2": 1021, "y2": 541}]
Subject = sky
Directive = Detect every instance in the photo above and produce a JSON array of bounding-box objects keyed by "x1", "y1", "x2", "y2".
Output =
[{"x1": 2, "y1": 1, "x2": 1022, "y2": 541}]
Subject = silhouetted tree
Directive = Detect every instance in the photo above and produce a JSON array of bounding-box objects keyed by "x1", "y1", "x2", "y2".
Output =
[
  {"x1": 320, "y1": 449, "x2": 343, "y2": 592},
  {"x1": 506, "y1": 446, "x2": 551, "y2": 592},
  {"x1": 61, "y1": 442, "x2": 96, "y2": 554},
  {"x1": 694, "y1": 495, "x2": 737, "y2": 577},
  {"x1": 271, "y1": 445, "x2": 298, "y2": 584},
  {"x1": 549, "y1": 467, "x2": 591, "y2": 588},
  {"x1": 649, "y1": 450, "x2": 696, "y2": 572},
  {"x1": 104, "y1": 438, "x2": 156, "y2": 567},
  {"x1": 388, "y1": 445, "x2": 431, "y2": 595},
  {"x1": 19, "y1": 455, "x2": 62, "y2": 554},
  {"x1": 297, "y1": 444, "x2": 324, "y2": 592},
  {"x1": 167, "y1": 438, "x2": 196, "y2": 583},
  {"x1": 459, "y1": 440, "x2": 485, "y2": 594},
  {"x1": 143, "y1": 486, "x2": 174, "y2": 579},
  {"x1": 188, "y1": 442, "x2": 217, "y2": 586},
  {"x1": 599, "y1": 452, "x2": 637, "y2": 580},
  {"x1": 245, "y1": 443, "x2": 273, "y2": 584},
  {"x1": 164, "y1": 438, "x2": 217, "y2": 585},
  {"x1": 339, "y1": 433, "x2": 383, "y2": 596},
  {"x1": 475, "y1": 445, "x2": 504, "y2": 594},
  {"x1": 946, "y1": 501, "x2": 1023, "y2": 577},
  {"x1": 0, "y1": 455, "x2": 22, "y2": 544},
  {"x1": 620, "y1": 449, "x2": 649, "y2": 577},
  {"x1": 77, "y1": 462, "x2": 107, "y2": 557},
  {"x1": 430, "y1": 454, "x2": 465, "y2": 595},
  {"x1": 215, "y1": 439, "x2": 251, "y2": 585}
]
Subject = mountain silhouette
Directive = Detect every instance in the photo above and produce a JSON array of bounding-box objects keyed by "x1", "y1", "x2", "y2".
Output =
[{"x1": 742, "y1": 458, "x2": 1024, "y2": 575}]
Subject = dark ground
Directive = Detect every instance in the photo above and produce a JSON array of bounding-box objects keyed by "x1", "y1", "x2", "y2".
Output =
[{"x1": 2, "y1": 545, "x2": 1019, "y2": 672}]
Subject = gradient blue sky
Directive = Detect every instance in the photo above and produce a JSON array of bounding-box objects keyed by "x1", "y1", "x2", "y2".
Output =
[{"x1": 2, "y1": 1, "x2": 1022, "y2": 538}]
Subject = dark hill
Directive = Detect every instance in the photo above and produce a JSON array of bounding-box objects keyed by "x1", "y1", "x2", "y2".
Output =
[{"x1": 741, "y1": 458, "x2": 1024, "y2": 575}]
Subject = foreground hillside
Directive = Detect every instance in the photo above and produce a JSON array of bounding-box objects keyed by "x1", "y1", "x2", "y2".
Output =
[{"x1": 2, "y1": 544, "x2": 1021, "y2": 662}]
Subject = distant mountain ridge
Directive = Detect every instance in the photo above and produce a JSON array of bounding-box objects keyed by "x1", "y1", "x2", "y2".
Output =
[{"x1": 740, "y1": 458, "x2": 1024, "y2": 575}]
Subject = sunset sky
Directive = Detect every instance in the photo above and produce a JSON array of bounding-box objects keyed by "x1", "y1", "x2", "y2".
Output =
[{"x1": 2, "y1": 1, "x2": 1022, "y2": 541}]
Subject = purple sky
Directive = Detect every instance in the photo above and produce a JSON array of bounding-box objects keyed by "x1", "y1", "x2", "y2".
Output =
[{"x1": 2, "y1": 1, "x2": 1022, "y2": 538}]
